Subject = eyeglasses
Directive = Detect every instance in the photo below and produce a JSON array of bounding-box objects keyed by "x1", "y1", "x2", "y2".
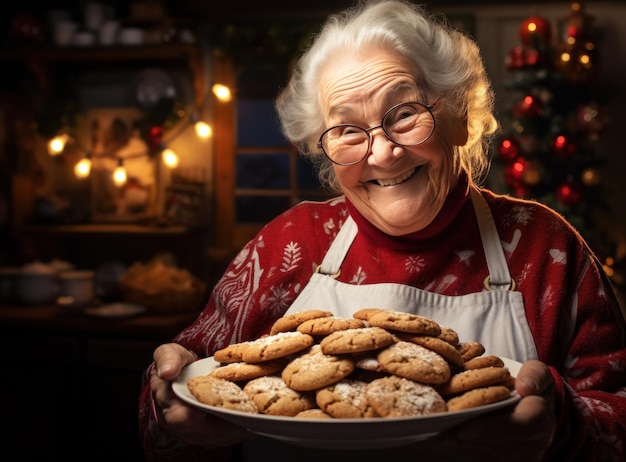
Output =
[{"x1": 317, "y1": 99, "x2": 439, "y2": 166}]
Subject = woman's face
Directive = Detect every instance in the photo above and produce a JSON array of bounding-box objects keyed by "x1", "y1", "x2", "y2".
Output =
[{"x1": 318, "y1": 48, "x2": 467, "y2": 236}]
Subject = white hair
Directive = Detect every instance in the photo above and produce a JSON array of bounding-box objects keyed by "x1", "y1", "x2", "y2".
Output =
[{"x1": 275, "y1": 0, "x2": 498, "y2": 193}]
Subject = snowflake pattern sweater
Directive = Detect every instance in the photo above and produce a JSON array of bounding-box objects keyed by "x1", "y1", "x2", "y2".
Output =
[{"x1": 139, "y1": 175, "x2": 626, "y2": 461}]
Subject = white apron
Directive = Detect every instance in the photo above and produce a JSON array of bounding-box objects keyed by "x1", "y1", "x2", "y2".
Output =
[
  {"x1": 284, "y1": 188, "x2": 538, "y2": 363},
  {"x1": 240, "y1": 189, "x2": 538, "y2": 461}
]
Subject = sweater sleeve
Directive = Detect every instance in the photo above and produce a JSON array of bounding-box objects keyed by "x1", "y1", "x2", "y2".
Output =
[
  {"x1": 545, "y1": 246, "x2": 626, "y2": 461},
  {"x1": 138, "y1": 199, "x2": 344, "y2": 460},
  {"x1": 488, "y1": 192, "x2": 626, "y2": 461}
]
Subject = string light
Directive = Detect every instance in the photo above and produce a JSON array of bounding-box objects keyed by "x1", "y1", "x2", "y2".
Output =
[
  {"x1": 112, "y1": 158, "x2": 127, "y2": 186},
  {"x1": 74, "y1": 155, "x2": 92, "y2": 178},
  {"x1": 48, "y1": 134, "x2": 70, "y2": 155},
  {"x1": 162, "y1": 148, "x2": 180, "y2": 168},
  {"x1": 44, "y1": 83, "x2": 233, "y2": 183},
  {"x1": 194, "y1": 120, "x2": 212, "y2": 139},
  {"x1": 212, "y1": 83, "x2": 232, "y2": 102}
]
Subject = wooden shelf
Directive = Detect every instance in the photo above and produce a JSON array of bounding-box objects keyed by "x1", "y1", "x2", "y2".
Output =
[
  {"x1": 0, "y1": 43, "x2": 206, "y2": 109},
  {"x1": 18, "y1": 223, "x2": 190, "y2": 236},
  {"x1": 0, "y1": 44, "x2": 201, "y2": 63}
]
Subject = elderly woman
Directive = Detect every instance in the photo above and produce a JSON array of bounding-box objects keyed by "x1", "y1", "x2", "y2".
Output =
[{"x1": 139, "y1": 1, "x2": 626, "y2": 461}]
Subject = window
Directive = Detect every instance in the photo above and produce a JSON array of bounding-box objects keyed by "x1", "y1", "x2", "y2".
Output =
[{"x1": 211, "y1": 55, "x2": 332, "y2": 257}]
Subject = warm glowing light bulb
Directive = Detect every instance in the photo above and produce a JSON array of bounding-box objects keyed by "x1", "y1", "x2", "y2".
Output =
[
  {"x1": 113, "y1": 161, "x2": 127, "y2": 186},
  {"x1": 194, "y1": 121, "x2": 213, "y2": 139},
  {"x1": 48, "y1": 134, "x2": 70, "y2": 155},
  {"x1": 162, "y1": 149, "x2": 180, "y2": 168},
  {"x1": 212, "y1": 83, "x2": 232, "y2": 102},
  {"x1": 74, "y1": 158, "x2": 92, "y2": 178}
]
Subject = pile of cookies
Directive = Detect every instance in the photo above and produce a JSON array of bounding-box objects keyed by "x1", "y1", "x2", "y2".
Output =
[{"x1": 186, "y1": 309, "x2": 516, "y2": 419}]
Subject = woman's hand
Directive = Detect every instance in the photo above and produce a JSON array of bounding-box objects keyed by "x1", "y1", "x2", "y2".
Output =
[
  {"x1": 150, "y1": 343, "x2": 252, "y2": 449},
  {"x1": 435, "y1": 359, "x2": 557, "y2": 462}
]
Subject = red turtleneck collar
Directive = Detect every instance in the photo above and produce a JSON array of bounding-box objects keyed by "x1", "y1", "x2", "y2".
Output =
[{"x1": 345, "y1": 173, "x2": 473, "y2": 251}]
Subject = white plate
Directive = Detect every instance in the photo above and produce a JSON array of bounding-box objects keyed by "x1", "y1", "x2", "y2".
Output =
[
  {"x1": 172, "y1": 356, "x2": 522, "y2": 449},
  {"x1": 84, "y1": 302, "x2": 146, "y2": 318}
]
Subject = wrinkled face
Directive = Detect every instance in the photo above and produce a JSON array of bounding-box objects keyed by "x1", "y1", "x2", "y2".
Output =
[{"x1": 318, "y1": 48, "x2": 466, "y2": 236}]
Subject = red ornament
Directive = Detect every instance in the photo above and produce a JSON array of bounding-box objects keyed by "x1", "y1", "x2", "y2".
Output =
[
  {"x1": 513, "y1": 95, "x2": 543, "y2": 118},
  {"x1": 506, "y1": 46, "x2": 526, "y2": 70},
  {"x1": 506, "y1": 46, "x2": 547, "y2": 70},
  {"x1": 556, "y1": 181, "x2": 583, "y2": 206},
  {"x1": 498, "y1": 138, "x2": 519, "y2": 162},
  {"x1": 519, "y1": 15, "x2": 552, "y2": 47},
  {"x1": 552, "y1": 134, "x2": 576, "y2": 158},
  {"x1": 505, "y1": 158, "x2": 527, "y2": 184},
  {"x1": 523, "y1": 47, "x2": 542, "y2": 67},
  {"x1": 149, "y1": 125, "x2": 163, "y2": 149}
]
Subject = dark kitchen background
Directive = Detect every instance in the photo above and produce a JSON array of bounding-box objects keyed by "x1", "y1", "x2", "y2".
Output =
[{"x1": 0, "y1": 1, "x2": 624, "y2": 460}]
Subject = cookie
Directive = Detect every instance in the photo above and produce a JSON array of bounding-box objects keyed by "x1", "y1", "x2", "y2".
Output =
[
  {"x1": 446, "y1": 385, "x2": 512, "y2": 411},
  {"x1": 213, "y1": 341, "x2": 252, "y2": 363},
  {"x1": 243, "y1": 375, "x2": 316, "y2": 416},
  {"x1": 457, "y1": 341, "x2": 486, "y2": 362},
  {"x1": 320, "y1": 326, "x2": 395, "y2": 355},
  {"x1": 352, "y1": 308, "x2": 386, "y2": 321},
  {"x1": 295, "y1": 409, "x2": 333, "y2": 419},
  {"x1": 377, "y1": 341, "x2": 451, "y2": 384},
  {"x1": 365, "y1": 375, "x2": 447, "y2": 417},
  {"x1": 297, "y1": 316, "x2": 366, "y2": 336},
  {"x1": 316, "y1": 379, "x2": 379, "y2": 418},
  {"x1": 397, "y1": 333, "x2": 465, "y2": 369},
  {"x1": 463, "y1": 355, "x2": 505, "y2": 370},
  {"x1": 353, "y1": 352, "x2": 385, "y2": 372},
  {"x1": 242, "y1": 331, "x2": 315, "y2": 363},
  {"x1": 208, "y1": 359, "x2": 285, "y2": 381},
  {"x1": 438, "y1": 326, "x2": 460, "y2": 346},
  {"x1": 282, "y1": 345, "x2": 355, "y2": 391},
  {"x1": 368, "y1": 311, "x2": 441, "y2": 336},
  {"x1": 270, "y1": 309, "x2": 333, "y2": 334},
  {"x1": 187, "y1": 375, "x2": 258, "y2": 413},
  {"x1": 438, "y1": 366, "x2": 511, "y2": 397}
]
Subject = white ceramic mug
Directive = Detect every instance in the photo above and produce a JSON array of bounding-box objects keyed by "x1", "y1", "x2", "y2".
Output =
[{"x1": 16, "y1": 262, "x2": 58, "y2": 305}]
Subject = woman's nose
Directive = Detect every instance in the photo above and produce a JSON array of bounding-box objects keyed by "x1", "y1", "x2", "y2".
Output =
[{"x1": 367, "y1": 129, "x2": 404, "y2": 167}]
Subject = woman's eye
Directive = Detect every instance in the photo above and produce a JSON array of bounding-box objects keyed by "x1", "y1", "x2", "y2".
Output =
[
  {"x1": 389, "y1": 107, "x2": 418, "y2": 124},
  {"x1": 338, "y1": 126, "x2": 363, "y2": 137}
]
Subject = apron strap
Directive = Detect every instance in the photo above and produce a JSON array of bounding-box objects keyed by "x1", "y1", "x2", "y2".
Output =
[
  {"x1": 316, "y1": 216, "x2": 357, "y2": 277},
  {"x1": 317, "y1": 190, "x2": 515, "y2": 291},
  {"x1": 470, "y1": 187, "x2": 516, "y2": 291}
]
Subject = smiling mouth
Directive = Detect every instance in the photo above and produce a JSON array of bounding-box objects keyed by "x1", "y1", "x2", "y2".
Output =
[{"x1": 374, "y1": 166, "x2": 420, "y2": 186}]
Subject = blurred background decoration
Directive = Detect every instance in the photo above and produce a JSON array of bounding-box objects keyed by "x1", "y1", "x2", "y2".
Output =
[{"x1": 491, "y1": 1, "x2": 625, "y2": 291}]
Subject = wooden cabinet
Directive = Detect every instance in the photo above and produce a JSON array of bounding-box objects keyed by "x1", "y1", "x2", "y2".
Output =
[{"x1": 0, "y1": 44, "x2": 212, "y2": 277}]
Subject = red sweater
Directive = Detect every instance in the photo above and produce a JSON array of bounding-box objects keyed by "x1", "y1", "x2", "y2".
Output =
[{"x1": 139, "y1": 176, "x2": 626, "y2": 461}]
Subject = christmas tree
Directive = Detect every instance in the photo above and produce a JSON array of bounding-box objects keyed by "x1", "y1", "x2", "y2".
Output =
[{"x1": 493, "y1": 2, "x2": 622, "y2": 284}]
